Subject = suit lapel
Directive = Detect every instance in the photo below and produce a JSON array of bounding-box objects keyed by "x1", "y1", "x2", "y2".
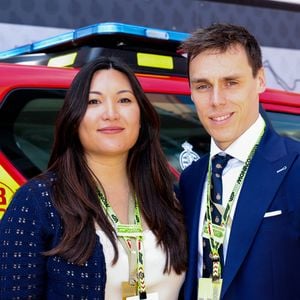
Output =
[
  {"x1": 184, "y1": 157, "x2": 209, "y2": 298},
  {"x1": 221, "y1": 128, "x2": 298, "y2": 297}
]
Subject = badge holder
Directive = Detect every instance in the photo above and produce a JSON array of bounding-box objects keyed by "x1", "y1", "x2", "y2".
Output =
[{"x1": 198, "y1": 278, "x2": 222, "y2": 300}]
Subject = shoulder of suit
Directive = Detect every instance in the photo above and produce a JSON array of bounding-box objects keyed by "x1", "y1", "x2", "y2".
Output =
[
  {"x1": 282, "y1": 135, "x2": 300, "y2": 153},
  {"x1": 181, "y1": 154, "x2": 209, "y2": 176}
]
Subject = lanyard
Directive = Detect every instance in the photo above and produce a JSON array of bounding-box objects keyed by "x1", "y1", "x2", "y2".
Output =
[
  {"x1": 97, "y1": 190, "x2": 147, "y2": 298},
  {"x1": 204, "y1": 125, "x2": 265, "y2": 281}
]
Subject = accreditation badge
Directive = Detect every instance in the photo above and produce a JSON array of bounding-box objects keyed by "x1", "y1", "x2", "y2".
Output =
[
  {"x1": 127, "y1": 292, "x2": 159, "y2": 300},
  {"x1": 122, "y1": 281, "x2": 137, "y2": 300},
  {"x1": 202, "y1": 220, "x2": 225, "y2": 244},
  {"x1": 198, "y1": 278, "x2": 222, "y2": 300}
]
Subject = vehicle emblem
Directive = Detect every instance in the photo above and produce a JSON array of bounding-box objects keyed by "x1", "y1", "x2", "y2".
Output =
[{"x1": 179, "y1": 141, "x2": 200, "y2": 170}]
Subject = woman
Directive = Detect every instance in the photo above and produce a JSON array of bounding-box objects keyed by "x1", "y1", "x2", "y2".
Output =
[{"x1": 0, "y1": 57, "x2": 187, "y2": 299}]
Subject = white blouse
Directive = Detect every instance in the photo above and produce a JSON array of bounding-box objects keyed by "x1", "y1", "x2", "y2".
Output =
[{"x1": 96, "y1": 228, "x2": 185, "y2": 300}]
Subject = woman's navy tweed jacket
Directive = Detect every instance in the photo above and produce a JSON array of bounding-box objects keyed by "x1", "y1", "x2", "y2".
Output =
[{"x1": 0, "y1": 173, "x2": 106, "y2": 300}]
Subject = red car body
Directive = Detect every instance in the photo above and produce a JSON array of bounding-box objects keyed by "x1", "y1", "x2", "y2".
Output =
[{"x1": 0, "y1": 62, "x2": 300, "y2": 218}]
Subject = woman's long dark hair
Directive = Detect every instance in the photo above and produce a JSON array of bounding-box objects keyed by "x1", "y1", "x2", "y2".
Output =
[{"x1": 45, "y1": 57, "x2": 187, "y2": 273}]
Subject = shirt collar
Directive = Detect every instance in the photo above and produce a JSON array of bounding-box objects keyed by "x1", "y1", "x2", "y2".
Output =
[{"x1": 210, "y1": 114, "x2": 265, "y2": 163}]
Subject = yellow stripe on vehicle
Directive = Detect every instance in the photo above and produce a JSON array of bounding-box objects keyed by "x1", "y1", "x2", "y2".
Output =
[
  {"x1": 137, "y1": 53, "x2": 174, "y2": 70},
  {"x1": 48, "y1": 52, "x2": 78, "y2": 67},
  {"x1": 0, "y1": 165, "x2": 20, "y2": 219}
]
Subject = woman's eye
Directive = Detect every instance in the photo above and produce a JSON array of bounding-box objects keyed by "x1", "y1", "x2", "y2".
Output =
[
  {"x1": 88, "y1": 99, "x2": 100, "y2": 104},
  {"x1": 119, "y1": 97, "x2": 132, "y2": 103}
]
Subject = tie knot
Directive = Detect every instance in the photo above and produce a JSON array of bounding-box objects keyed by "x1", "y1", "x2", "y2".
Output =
[{"x1": 212, "y1": 154, "x2": 231, "y2": 174}]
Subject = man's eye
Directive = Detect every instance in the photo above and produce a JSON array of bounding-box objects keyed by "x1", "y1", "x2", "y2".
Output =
[
  {"x1": 196, "y1": 84, "x2": 209, "y2": 90},
  {"x1": 227, "y1": 81, "x2": 238, "y2": 86},
  {"x1": 88, "y1": 99, "x2": 100, "y2": 104}
]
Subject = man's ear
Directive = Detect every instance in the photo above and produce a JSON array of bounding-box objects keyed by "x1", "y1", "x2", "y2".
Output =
[
  {"x1": 190, "y1": 94, "x2": 195, "y2": 103},
  {"x1": 256, "y1": 67, "x2": 266, "y2": 94},
  {"x1": 259, "y1": 102, "x2": 273, "y2": 129}
]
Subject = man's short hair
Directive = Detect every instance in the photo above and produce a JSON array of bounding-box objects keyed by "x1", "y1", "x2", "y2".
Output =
[{"x1": 180, "y1": 23, "x2": 263, "y2": 77}]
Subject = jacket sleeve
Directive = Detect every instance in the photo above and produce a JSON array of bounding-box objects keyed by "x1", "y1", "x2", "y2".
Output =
[{"x1": 0, "y1": 180, "x2": 52, "y2": 299}]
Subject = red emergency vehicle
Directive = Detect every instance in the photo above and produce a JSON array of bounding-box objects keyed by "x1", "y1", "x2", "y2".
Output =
[{"x1": 0, "y1": 23, "x2": 299, "y2": 218}]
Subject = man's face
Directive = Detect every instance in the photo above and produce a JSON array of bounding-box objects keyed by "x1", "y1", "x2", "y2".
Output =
[{"x1": 189, "y1": 44, "x2": 266, "y2": 150}]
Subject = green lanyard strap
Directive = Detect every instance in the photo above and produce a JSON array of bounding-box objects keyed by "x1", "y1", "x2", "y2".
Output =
[
  {"x1": 97, "y1": 190, "x2": 147, "y2": 297},
  {"x1": 204, "y1": 125, "x2": 265, "y2": 281}
]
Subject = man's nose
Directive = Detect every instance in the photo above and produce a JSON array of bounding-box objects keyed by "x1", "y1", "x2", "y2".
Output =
[{"x1": 210, "y1": 86, "x2": 226, "y2": 106}]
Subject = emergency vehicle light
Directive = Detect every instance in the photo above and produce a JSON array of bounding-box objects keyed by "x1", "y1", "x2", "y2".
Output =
[
  {"x1": 0, "y1": 45, "x2": 32, "y2": 59},
  {"x1": 32, "y1": 32, "x2": 74, "y2": 52},
  {"x1": 72, "y1": 22, "x2": 189, "y2": 42},
  {"x1": 0, "y1": 22, "x2": 190, "y2": 77},
  {"x1": 0, "y1": 22, "x2": 189, "y2": 59}
]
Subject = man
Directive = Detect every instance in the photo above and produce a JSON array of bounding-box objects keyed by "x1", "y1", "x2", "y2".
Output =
[{"x1": 178, "y1": 23, "x2": 300, "y2": 300}]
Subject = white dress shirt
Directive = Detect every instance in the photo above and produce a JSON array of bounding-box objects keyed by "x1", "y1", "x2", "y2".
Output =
[{"x1": 197, "y1": 114, "x2": 266, "y2": 277}]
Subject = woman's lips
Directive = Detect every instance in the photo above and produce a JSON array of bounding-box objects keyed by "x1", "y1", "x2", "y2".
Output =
[{"x1": 98, "y1": 126, "x2": 124, "y2": 133}]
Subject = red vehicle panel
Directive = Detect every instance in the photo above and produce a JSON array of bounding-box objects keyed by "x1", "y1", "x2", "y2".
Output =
[{"x1": 0, "y1": 63, "x2": 300, "y2": 218}]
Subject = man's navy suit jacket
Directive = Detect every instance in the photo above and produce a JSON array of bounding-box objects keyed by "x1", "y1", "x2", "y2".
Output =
[{"x1": 178, "y1": 125, "x2": 300, "y2": 300}]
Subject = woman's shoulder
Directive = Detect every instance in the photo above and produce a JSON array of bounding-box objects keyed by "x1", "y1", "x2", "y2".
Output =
[
  {"x1": 9, "y1": 171, "x2": 58, "y2": 217},
  {"x1": 2, "y1": 171, "x2": 61, "y2": 236},
  {"x1": 17, "y1": 171, "x2": 56, "y2": 194}
]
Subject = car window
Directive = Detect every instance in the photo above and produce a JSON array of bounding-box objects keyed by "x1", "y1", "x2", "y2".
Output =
[
  {"x1": 266, "y1": 111, "x2": 300, "y2": 142},
  {"x1": 0, "y1": 89, "x2": 208, "y2": 178},
  {"x1": 14, "y1": 98, "x2": 63, "y2": 171},
  {"x1": 148, "y1": 93, "x2": 209, "y2": 172},
  {"x1": 0, "y1": 89, "x2": 66, "y2": 179},
  {"x1": 1, "y1": 89, "x2": 300, "y2": 180}
]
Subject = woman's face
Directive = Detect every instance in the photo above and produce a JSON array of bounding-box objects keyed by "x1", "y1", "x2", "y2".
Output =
[{"x1": 78, "y1": 68, "x2": 141, "y2": 161}]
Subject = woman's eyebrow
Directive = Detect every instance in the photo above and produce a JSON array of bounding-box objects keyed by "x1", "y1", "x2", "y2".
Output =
[{"x1": 89, "y1": 90, "x2": 134, "y2": 95}]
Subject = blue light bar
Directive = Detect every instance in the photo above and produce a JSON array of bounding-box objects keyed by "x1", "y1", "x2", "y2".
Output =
[
  {"x1": 0, "y1": 22, "x2": 190, "y2": 59},
  {"x1": 74, "y1": 22, "x2": 190, "y2": 42},
  {"x1": 0, "y1": 44, "x2": 32, "y2": 59},
  {"x1": 32, "y1": 31, "x2": 74, "y2": 51}
]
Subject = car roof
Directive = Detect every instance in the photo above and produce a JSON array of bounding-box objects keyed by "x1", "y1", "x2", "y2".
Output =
[{"x1": 0, "y1": 62, "x2": 190, "y2": 96}]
